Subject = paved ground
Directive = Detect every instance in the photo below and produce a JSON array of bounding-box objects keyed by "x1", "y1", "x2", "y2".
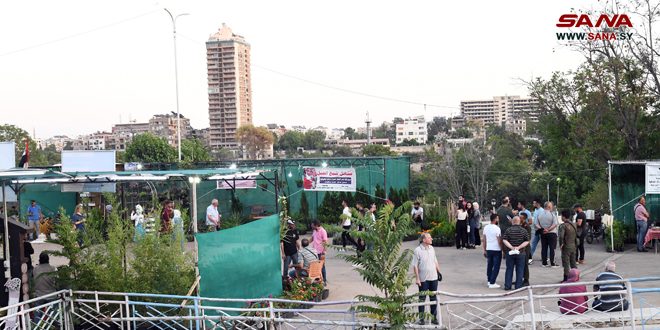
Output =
[{"x1": 29, "y1": 234, "x2": 660, "y2": 328}]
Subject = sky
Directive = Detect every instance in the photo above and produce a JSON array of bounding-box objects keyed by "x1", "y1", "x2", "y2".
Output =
[{"x1": 0, "y1": 0, "x2": 601, "y2": 138}]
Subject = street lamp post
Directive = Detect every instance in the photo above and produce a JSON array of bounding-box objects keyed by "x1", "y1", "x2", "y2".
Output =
[
  {"x1": 164, "y1": 8, "x2": 189, "y2": 162},
  {"x1": 556, "y1": 177, "x2": 561, "y2": 209}
]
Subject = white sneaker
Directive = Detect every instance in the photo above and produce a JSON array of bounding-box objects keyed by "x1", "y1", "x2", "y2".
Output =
[
  {"x1": 488, "y1": 283, "x2": 501, "y2": 289},
  {"x1": 528, "y1": 259, "x2": 533, "y2": 265}
]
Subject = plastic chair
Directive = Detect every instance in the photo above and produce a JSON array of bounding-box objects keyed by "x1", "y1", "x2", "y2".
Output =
[{"x1": 308, "y1": 260, "x2": 324, "y2": 282}]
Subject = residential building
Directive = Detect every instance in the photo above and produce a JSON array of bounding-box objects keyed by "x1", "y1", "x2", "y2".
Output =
[
  {"x1": 72, "y1": 132, "x2": 112, "y2": 151},
  {"x1": 111, "y1": 122, "x2": 149, "y2": 138},
  {"x1": 309, "y1": 126, "x2": 344, "y2": 140},
  {"x1": 37, "y1": 135, "x2": 71, "y2": 151},
  {"x1": 325, "y1": 138, "x2": 389, "y2": 150},
  {"x1": 460, "y1": 95, "x2": 539, "y2": 127},
  {"x1": 506, "y1": 116, "x2": 527, "y2": 136},
  {"x1": 266, "y1": 124, "x2": 287, "y2": 138},
  {"x1": 290, "y1": 126, "x2": 308, "y2": 133},
  {"x1": 450, "y1": 116, "x2": 486, "y2": 140},
  {"x1": 395, "y1": 116, "x2": 427, "y2": 145},
  {"x1": 206, "y1": 23, "x2": 252, "y2": 149},
  {"x1": 148, "y1": 113, "x2": 192, "y2": 148}
]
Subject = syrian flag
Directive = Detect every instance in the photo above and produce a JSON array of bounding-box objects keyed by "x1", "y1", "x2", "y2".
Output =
[{"x1": 18, "y1": 139, "x2": 29, "y2": 168}]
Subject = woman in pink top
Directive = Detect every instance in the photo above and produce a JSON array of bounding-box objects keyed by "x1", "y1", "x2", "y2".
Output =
[
  {"x1": 311, "y1": 220, "x2": 328, "y2": 284},
  {"x1": 558, "y1": 268, "x2": 588, "y2": 314}
]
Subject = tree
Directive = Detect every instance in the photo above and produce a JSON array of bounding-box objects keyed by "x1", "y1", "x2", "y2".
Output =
[
  {"x1": 303, "y1": 130, "x2": 326, "y2": 150},
  {"x1": 0, "y1": 124, "x2": 33, "y2": 166},
  {"x1": 362, "y1": 144, "x2": 396, "y2": 156},
  {"x1": 181, "y1": 139, "x2": 211, "y2": 163},
  {"x1": 340, "y1": 202, "x2": 418, "y2": 327},
  {"x1": 331, "y1": 146, "x2": 353, "y2": 157},
  {"x1": 398, "y1": 138, "x2": 420, "y2": 146},
  {"x1": 299, "y1": 191, "x2": 310, "y2": 221},
  {"x1": 278, "y1": 131, "x2": 305, "y2": 152},
  {"x1": 125, "y1": 133, "x2": 176, "y2": 163},
  {"x1": 31, "y1": 144, "x2": 61, "y2": 166},
  {"x1": 344, "y1": 127, "x2": 356, "y2": 140},
  {"x1": 449, "y1": 128, "x2": 473, "y2": 139},
  {"x1": 236, "y1": 125, "x2": 275, "y2": 159},
  {"x1": 427, "y1": 117, "x2": 449, "y2": 138}
]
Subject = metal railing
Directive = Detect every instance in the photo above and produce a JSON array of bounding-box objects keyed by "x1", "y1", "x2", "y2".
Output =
[
  {"x1": 1, "y1": 277, "x2": 658, "y2": 329},
  {"x1": 405, "y1": 276, "x2": 660, "y2": 330}
]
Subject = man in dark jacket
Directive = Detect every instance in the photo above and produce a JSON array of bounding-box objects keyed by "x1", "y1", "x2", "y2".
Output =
[
  {"x1": 558, "y1": 210, "x2": 578, "y2": 282},
  {"x1": 497, "y1": 197, "x2": 514, "y2": 234}
]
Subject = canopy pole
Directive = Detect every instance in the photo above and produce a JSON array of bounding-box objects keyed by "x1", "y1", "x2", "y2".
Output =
[
  {"x1": 608, "y1": 161, "x2": 614, "y2": 252},
  {"x1": 191, "y1": 180, "x2": 198, "y2": 234},
  {"x1": 2, "y1": 181, "x2": 10, "y2": 280}
]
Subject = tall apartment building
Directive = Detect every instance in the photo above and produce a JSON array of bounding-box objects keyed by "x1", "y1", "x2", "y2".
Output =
[
  {"x1": 395, "y1": 116, "x2": 427, "y2": 145},
  {"x1": 112, "y1": 122, "x2": 150, "y2": 138},
  {"x1": 460, "y1": 95, "x2": 539, "y2": 126},
  {"x1": 206, "y1": 23, "x2": 252, "y2": 149}
]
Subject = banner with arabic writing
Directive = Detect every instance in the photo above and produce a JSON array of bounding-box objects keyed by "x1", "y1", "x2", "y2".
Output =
[{"x1": 302, "y1": 167, "x2": 356, "y2": 192}]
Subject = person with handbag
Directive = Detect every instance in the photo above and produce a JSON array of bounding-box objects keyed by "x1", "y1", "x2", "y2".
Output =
[{"x1": 412, "y1": 233, "x2": 441, "y2": 325}]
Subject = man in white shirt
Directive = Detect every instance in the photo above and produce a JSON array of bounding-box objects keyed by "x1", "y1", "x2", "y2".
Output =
[
  {"x1": 483, "y1": 214, "x2": 503, "y2": 288},
  {"x1": 412, "y1": 233, "x2": 441, "y2": 325},
  {"x1": 340, "y1": 200, "x2": 357, "y2": 251},
  {"x1": 411, "y1": 202, "x2": 424, "y2": 227},
  {"x1": 206, "y1": 199, "x2": 221, "y2": 232}
]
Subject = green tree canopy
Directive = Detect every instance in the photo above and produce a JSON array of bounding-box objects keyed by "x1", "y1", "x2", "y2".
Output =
[
  {"x1": 362, "y1": 144, "x2": 396, "y2": 156},
  {"x1": 277, "y1": 131, "x2": 304, "y2": 152},
  {"x1": 181, "y1": 138, "x2": 211, "y2": 163},
  {"x1": 236, "y1": 125, "x2": 274, "y2": 159},
  {"x1": 125, "y1": 133, "x2": 176, "y2": 163},
  {"x1": 303, "y1": 130, "x2": 326, "y2": 150}
]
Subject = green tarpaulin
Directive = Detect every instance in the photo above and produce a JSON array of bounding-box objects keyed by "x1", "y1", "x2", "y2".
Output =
[{"x1": 196, "y1": 214, "x2": 282, "y2": 314}]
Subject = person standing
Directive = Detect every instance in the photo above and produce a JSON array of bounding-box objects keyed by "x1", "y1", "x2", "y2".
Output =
[
  {"x1": 160, "y1": 200, "x2": 174, "y2": 234},
  {"x1": 411, "y1": 202, "x2": 424, "y2": 228},
  {"x1": 517, "y1": 201, "x2": 532, "y2": 224},
  {"x1": 497, "y1": 197, "x2": 514, "y2": 235},
  {"x1": 538, "y1": 202, "x2": 559, "y2": 268},
  {"x1": 205, "y1": 199, "x2": 221, "y2": 232},
  {"x1": 529, "y1": 199, "x2": 544, "y2": 264},
  {"x1": 502, "y1": 216, "x2": 529, "y2": 290},
  {"x1": 71, "y1": 204, "x2": 86, "y2": 246},
  {"x1": 456, "y1": 206, "x2": 469, "y2": 250},
  {"x1": 558, "y1": 210, "x2": 578, "y2": 282},
  {"x1": 27, "y1": 200, "x2": 43, "y2": 240},
  {"x1": 470, "y1": 202, "x2": 482, "y2": 248},
  {"x1": 340, "y1": 200, "x2": 357, "y2": 251},
  {"x1": 634, "y1": 196, "x2": 650, "y2": 252},
  {"x1": 573, "y1": 204, "x2": 587, "y2": 263},
  {"x1": 519, "y1": 213, "x2": 531, "y2": 287},
  {"x1": 310, "y1": 220, "x2": 328, "y2": 284},
  {"x1": 412, "y1": 233, "x2": 441, "y2": 325},
  {"x1": 281, "y1": 219, "x2": 300, "y2": 277},
  {"x1": 483, "y1": 214, "x2": 502, "y2": 289}
]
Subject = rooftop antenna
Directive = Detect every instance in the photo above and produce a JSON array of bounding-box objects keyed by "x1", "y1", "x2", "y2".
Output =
[{"x1": 365, "y1": 111, "x2": 372, "y2": 145}]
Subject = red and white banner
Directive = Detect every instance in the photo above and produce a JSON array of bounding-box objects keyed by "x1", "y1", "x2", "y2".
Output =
[{"x1": 303, "y1": 167, "x2": 356, "y2": 192}]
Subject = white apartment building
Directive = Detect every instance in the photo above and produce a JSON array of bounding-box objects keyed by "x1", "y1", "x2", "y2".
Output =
[
  {"x1": 460, "y1": 95, "x2": 539, "y2": 126},
  {"x1": 395, "y1": 116, "x2": 427, "y2": 145},
  {"x1": 37, "y1": 135, "x2": 72, "y2": 151}
]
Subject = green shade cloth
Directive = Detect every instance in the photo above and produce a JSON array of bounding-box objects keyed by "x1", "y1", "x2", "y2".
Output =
[
  {"x1": 611, "y1": 163, "x2": 660, "y2": 225},
  {"x1": 197, "y1": 214, "x2": 282, "y2": 314}
]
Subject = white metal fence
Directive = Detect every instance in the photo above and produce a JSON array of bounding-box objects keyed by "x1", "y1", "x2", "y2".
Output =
[{"x1": 1, "y1": 276, "x2": 658, "y2": 329}]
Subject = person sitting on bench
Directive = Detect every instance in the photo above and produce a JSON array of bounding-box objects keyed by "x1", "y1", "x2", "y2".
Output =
[{"x1": 593, "y1": 261, "x2": 629, "y2": 312}]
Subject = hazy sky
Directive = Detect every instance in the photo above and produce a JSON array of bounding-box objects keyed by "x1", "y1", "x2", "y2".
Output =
[{"x1": 0, "y1": 0, "x2": 599, "y2": 138}]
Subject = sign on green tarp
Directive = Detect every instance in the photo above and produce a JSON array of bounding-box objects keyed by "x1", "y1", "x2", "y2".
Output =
[{"x1": 196, "y1": 214, "x2": 282, "y2": 314}]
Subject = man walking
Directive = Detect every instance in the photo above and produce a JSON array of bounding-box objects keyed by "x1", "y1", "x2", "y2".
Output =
[
  {"x1": 206, "y1": 199, "x2": 221, "y2": 232},
  {"x1": 413, "y1": 233, "x2": 441, "y2": 325},
  {"x1": 497, "y1": 197, "x2": 514, "y2": 235},
  {"x1": 502, "y1": 216, "x2": 529, "y2": 290},
  {"x1": 558, "y1": 210, "x2": 578, "y2": 282},
  {"x1": 574, "y1": 204, "x2": 587, "y2": 263},
  {"x1": 634, "y1": 197, "x2": 650, "y2": 252},
  {"x1": 27, "y1": 200, "x2": 43, "y2": 240},
  {"x1": 310, "y1": 220, "x2": 328, "y2": 284},
  {"x1": 529, "y1": 199, "x2": 544, "y2": 264},
  {"x1": 281, "y1": 219, "x2": 299, "y2": 277},
  {"x1": 340, "y1": 200, "x2": 357, "y2": 251},
  {"x1": 538, "y1": 202, "x2": 559, "y2": 268},
  {"x1": 483, "y1": 214, "x2": 502, "y2": 289}
]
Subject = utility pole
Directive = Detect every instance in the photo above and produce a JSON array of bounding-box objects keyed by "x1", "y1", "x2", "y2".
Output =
[
  {"x1": 164, "y1": 8, "x2": 189, "y2": 161},
  {"x1": 365, "y1": 111, "x2": 372, "y2": 145}
]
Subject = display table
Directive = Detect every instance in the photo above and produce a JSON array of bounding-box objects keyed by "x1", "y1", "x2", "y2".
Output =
[{"x1": 644, "y1": 227, "x2": 660, "y2": 254}]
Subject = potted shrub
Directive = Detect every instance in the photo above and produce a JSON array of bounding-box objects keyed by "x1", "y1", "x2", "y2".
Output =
[{"x1": 605, "y1": 220, "x2": 625, "y2": 252}]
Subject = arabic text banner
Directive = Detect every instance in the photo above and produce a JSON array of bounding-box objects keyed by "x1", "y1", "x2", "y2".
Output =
[{"x1": 302, "y1": 167, "x2": 356, "y2": 192}]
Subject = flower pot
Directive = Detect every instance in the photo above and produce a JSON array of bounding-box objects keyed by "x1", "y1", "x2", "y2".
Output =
[{"x1": 322, "y1": 289, "x2": 329, "y2": 300}]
